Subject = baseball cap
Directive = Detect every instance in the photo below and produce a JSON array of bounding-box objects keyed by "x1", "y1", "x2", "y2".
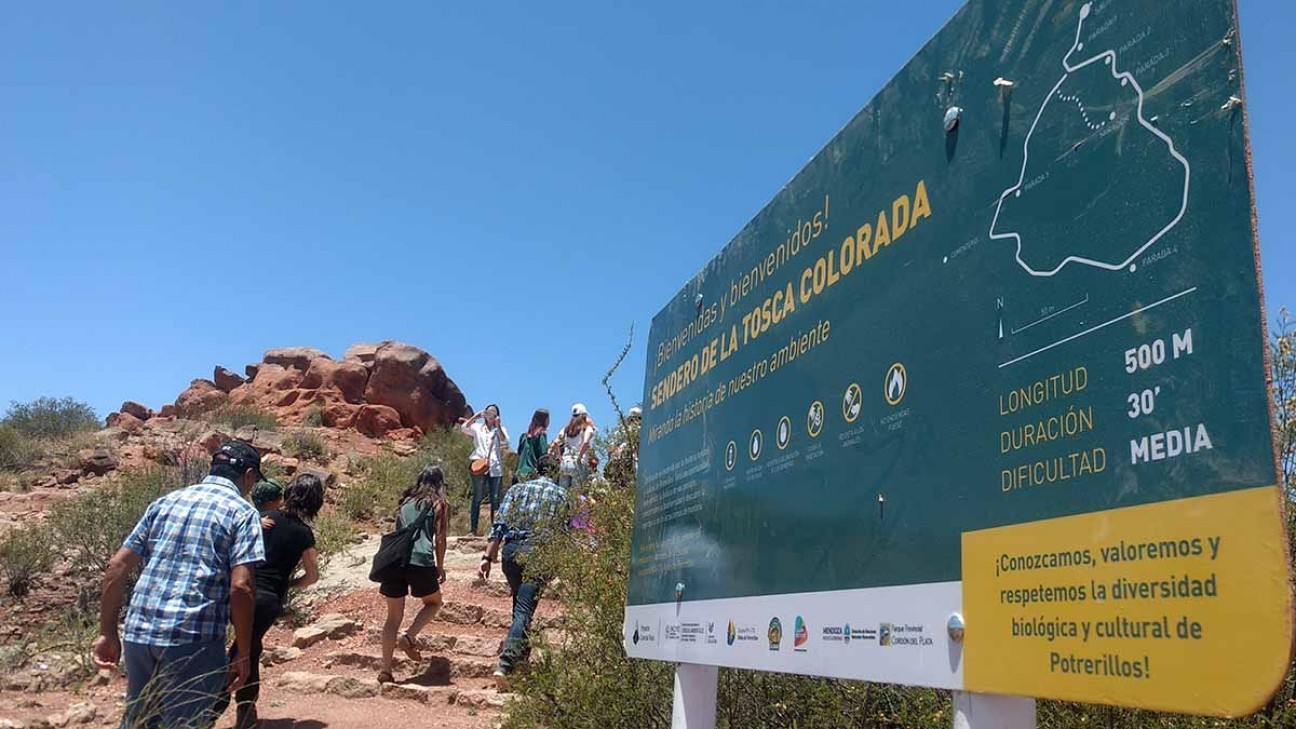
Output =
[
  {"x1": 251, "y1": 479, "x2": 284, "y2": 509},
  {"x1": 213, "y1": 440, "x2": 265, "y2": 481},
  {"x1": 571, "y1": 403, "x2": 588, "y2": 417}
]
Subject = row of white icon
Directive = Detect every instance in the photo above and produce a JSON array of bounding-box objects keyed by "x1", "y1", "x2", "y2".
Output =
[{"x1": 723, "y1": 363, "x2": 907, "y2": 469}]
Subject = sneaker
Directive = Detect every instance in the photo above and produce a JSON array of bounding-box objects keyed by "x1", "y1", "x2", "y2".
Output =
[{"x1": 492, "y1": 669, "x2": 508, "y2": 692}]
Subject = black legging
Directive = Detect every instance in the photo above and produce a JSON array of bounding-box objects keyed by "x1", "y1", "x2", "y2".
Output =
[{"x1": 212, "y1": 592, "x2": 282, "y2": 717}]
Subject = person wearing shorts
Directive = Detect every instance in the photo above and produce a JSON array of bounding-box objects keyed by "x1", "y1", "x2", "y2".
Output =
[{"x1": 377, "y1": 465, "x2": 449, "y2": 684}]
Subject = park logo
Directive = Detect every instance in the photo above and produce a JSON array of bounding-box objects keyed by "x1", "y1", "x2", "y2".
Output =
[
  {"x1": 879, "y1": 622, "x2": 893, "y2": 647},
  {"x1": 794, "y1": 616, "x2": 809, "y2": 651},
  {"x1": 631, "y1": 621, "x2": 657, "y2": 645},
  {"x1": 726, "y1": 621, "x2": 736, "y2": 646},
  {"x1": 844, "y1": 623, "x2": 852, "y2": 645},
  {"x1": 706, "y1": 621, "x2": 718, "y2": 645},
  {"x1": 768, "y1": 618, "x2": 783, "y2": 651}
]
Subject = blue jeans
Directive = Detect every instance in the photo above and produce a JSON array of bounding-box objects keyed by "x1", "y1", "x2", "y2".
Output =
[
  {"x1": 470, "y1": 474, "x2": 502, "y2": 535},
  {"x1": 123, "y1": 639, "x2": 227, "y2": 729},
  {"x1": 498, "y1": 541, "x2": 547, "y2": 674}
]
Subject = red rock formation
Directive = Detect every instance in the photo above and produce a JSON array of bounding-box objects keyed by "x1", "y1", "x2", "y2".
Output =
[
  {"x1": 214, "y1": 366, "x2": 245, "y2": 393},
  {"x1": 139, "y1": 342, "x2": 469, "y2": 440},
  {"x1": 175, "y1": 379, "x2": 228, "y2": 418}
]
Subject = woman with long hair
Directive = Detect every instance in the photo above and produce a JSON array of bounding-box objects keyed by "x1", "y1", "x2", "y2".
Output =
[
  {"x1": 214, "y1": 473, "x2": 325, "y2": 729},
  {"x1": 377, "y1": 464, "x2": 449, "y2": 684},
  {"x1": 552, "y1": 403, "x2": 596, "y2": 488},
  {"x1": 460, "y1": 404, "x2": 509, "y2": 535},
  {"x1": 514, "y1": 409, "x2": 550, "y2": 483}
]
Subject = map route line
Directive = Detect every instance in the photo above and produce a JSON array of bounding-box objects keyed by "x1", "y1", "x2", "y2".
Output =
[
  {"x1": 988, "y1": 1, "x2": 1192, "y2": 278},
  {"x1": 998, "y1": 286, "x2": 1197, "y2": 369},
  {"x1": 1010, "y1": 294, "x2": 1090, "y2": 335}
]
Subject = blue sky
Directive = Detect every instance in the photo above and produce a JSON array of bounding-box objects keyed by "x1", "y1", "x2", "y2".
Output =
[{"x1": 2, "y1": 0, "x2": 1292, "y2": 440}]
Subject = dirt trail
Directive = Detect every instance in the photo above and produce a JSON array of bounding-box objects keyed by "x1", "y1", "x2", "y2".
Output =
[{"x1": 2, "y1": 533, "x2": 546, "y2": 729}]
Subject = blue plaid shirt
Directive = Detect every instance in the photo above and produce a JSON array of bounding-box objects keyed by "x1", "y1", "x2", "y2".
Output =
[
  {"x1": 122, "y1": 476, "x2": 265, "y2": 646},
  {"x1": 489, "y1": 475, "x2": 568, "y2": 545}
]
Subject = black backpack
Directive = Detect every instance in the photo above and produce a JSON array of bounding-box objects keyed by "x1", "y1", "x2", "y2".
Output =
[{"x1": 368, "y1": 502, "x2": 435, "y2": 583}]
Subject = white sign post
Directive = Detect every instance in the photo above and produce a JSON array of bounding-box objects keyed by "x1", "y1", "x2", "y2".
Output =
[
  {"x1": 953, "y1": 692, "x2": 1036, "y2": 729},
  {"x1": 671, "y1": 664, "x2": 718, "y2": 729}
]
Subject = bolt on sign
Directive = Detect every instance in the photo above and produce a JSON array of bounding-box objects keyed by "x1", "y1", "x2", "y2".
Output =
[{"x1": 625, "y1": 0, "x2": 1290, "y2": 717}]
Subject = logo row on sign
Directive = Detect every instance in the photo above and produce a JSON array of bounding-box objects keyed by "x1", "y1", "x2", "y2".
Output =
[
  {"x1": 631, "y1": 616, "x2": 931, "y2": 651},
  {"x1": 723, "y1": 362, "x2": 907, "y2": 470}
]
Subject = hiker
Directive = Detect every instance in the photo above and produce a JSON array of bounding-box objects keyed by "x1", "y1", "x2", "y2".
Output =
[
  {"x1": 552, "y1": 403, "x2": 595, "y2": 489},
  {"x1": 607, "y1": 406, "x2": 642, "y2": 487},
  {"x1": 212, "y1": 474, "x2": 324, "y2": 728},
  {"x1": 460, "y1": 404, "x2": 509, "y2": 536},
  {"x1": 479, "y1": 456, "x2": 569, "y2": 689},
  {"x1": 514, "y1": 408, "x2": 550, "y2": 484},
  {"x1": 92, "y1": 441, "x2": 266, "y2": 729},
  {"x1": 377, "y1": 464, "x2": 449, "y2": 684}
]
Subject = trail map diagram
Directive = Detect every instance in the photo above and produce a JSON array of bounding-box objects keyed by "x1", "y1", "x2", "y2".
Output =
[{"x1": 989, "y1": 2, "x2": 1191, "y2": 278}]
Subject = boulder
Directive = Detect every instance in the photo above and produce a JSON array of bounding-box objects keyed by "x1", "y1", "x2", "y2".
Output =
[
  {"x1": 325, "y1": 676, "x2": 380, "y2": 699},
  {"x1": 116, "y1": 412, "x2": 145, "y2": 434},
  {"x1": 381, "y1": 683, "x2": 457, "y2": 704},
  {"x1": 294, "y1": 464, "x2": 336, "y2": 489},
  {"x1": 451, "y1": 635, "x2": 500, "y2": 657},
  {"x1": 364, "y1": 342, "x2": 470, "y2": 432},
  {"x1": 261, "y1": 646, "x2": 302, "y2": 666},
  {"x1": 352, "y1": 404, "x2": 403, "y2": 438},
  {"x1": 275, "y1": 672, "x2": 332, "y2": 693},
  {"x1": 175, "y1": 379, "x2": 227, "y2": 418},
  {"x1": 343, "y1": 343, "x2": 380, "y2": 367},
  {"x1": 105, "y1": 412, "x2": 120, "y2": 427},
  {"x1": 456, "y1": 689, "x2": 507, "y2": 710},
  {"x1": 292, "y1": 614, "x2": 360, "y2": 649},
  {"x1": 320, "y1": 403, "x2": 359, "y2": 429},
  {"x1": 213, "y1": 366, "x2": 245, "y2": 393},
  {"x1": 245, "y1": 363, "x2": 260, "y2": 380},
  {"x1": 53, "y1": 468, "x2": 80, "y2": 486},
  {"x1": 263, "y1": 348, "x2": 329, "y2": 371},
  {"x1": 435, "y1": 603, "x2": 484, "y2": 626},
  {"x1": 261, "y1": 454, "x2": 300, "y2": 477},
  {"x1": 299, "y1": 358, "x2": 370, "y2": 404},
  {"x1": 79, "y1": 447, "x2": 117, "y2": 477},
  {"x1": 158, "y1": 404, "x2": 177, "y2": 418},
  {"x1": 121, "y1": 401, "x2": 153, "y2": 420}
]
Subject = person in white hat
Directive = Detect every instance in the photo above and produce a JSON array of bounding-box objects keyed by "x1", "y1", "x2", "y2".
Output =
[
  {"x1": 551, "y1": 403, "x2": 596, "y2": 488},
  {"x1": 609, "y1": 406, "x2": 642, "y2": 484}
]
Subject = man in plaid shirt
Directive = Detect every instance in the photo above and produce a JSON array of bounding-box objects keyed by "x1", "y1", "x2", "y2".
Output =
[
  {"x1": 93, "y1": 441, "x2": 266, "y2": 729},
  {"x1": 478, "y1": 456, "x2": 570, "y2": 688}
]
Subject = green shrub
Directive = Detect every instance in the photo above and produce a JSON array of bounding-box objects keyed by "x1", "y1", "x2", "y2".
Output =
[
  {"x1": 302, "y1": 407, "x2": 325, "y2": 428},
  {"x1": 204, "y1": 404, "x2": 280, "y2": 431},
  {"x1": 48, "y1": 467, "x2": 176, "y2": 573},
  {"x1": 312, "y1": 507, "x2": 357, "y2": 568},
  {"x1": 284, "y1": 429, "x2": 329, "y2": 463},
  {"x1": 0, "y1": 425, "x2": 43, "y2": 473},
  {"x1": 0, "y1": 526, "x2": 56, "y2": 597},
  {"x1": 342, "y1": 428, "x2": 473, "y2": 530},
  {"x1": 3, "y1": 397, "x2": 100, "y2": 438}
]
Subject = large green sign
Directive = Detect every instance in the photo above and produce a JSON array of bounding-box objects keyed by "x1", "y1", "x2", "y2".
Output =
[{"x1": 626, "y1": 0, "x2": 1291, "y2": 716}]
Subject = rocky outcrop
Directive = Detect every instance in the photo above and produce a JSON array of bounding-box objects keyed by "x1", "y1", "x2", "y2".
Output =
[
  {"x1": 105, "y1": 341, "x2": 467, "y2": 445},
  {"x1": 263, "y1": 348, "x2": 328, "y2": 371},
  {"x1": 175, "y1": 379, "x2": 228, "y2": 418},
  {"x1": 120, "y1": 401, "x2": 153, "y2": 421},
  {"x1": 364, "y1": 342, "x2": 470, "y2": 433},
  {"x1": 213, "y1": 366, "x2": 245, "y2": 393}
]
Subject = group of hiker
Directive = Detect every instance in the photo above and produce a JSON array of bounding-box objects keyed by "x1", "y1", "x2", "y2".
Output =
[{"x1": 89, "y1": 401, "x2": 640, "y2": 729}]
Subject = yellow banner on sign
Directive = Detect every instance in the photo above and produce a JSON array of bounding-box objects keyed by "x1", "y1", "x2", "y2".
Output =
[{"x1": 963, "y1": 486, "x2": 1292, "y2": 716}]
